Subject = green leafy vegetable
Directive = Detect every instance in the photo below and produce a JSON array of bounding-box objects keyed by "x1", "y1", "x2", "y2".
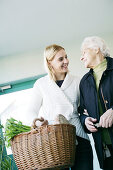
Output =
[
  {"x1": 0, "y1": 123, "x2": 12, "y2": 169},
  {"x1": 5, "y1": 118, "x2": 31, "y2": 147},
  {"x1": 1, "y1": 156, "x2": 12, "y2": 170},
  {"x1": 0, "y1": 124, "x2": 4, "y2": 129}
]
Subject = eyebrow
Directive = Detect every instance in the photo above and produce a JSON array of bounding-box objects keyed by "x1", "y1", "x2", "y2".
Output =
[{"x1": 58, "y1": 54, "x2": 67, "y2": 58}]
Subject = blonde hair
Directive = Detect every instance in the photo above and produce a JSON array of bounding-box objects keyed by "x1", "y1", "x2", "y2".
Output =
[
  {"x1": 81, "y1": 36, "x2": 110, "y2": 57},
  {"x1": 44, "y1": 44, "x2": 64, "y2": 81}
]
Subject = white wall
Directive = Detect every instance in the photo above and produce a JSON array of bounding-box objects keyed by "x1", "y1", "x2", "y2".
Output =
[{"x1": 0, "y1": 49, "x2": 44, "y2": 84}]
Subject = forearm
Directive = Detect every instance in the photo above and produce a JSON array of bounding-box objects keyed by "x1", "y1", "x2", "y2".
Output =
[{"x1": 79, "y1": 113, "x2": 91, "y2": 133}]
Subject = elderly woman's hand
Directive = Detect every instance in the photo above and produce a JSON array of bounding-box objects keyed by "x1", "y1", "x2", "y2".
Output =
[{"x1": 99, "y1": 108, "x2": 113, "y2": 128}]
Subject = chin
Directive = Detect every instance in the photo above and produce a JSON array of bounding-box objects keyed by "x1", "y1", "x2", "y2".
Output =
[
  {"x1": 65, "y1": 69, "x2": 69, "y2": 73},
  {"x1": 84, "y1": 65, "x2": 88, "y2": 68},
  {"x1": 84, "y1": 63, "x2": 89, "y2": 68},
  {"x1": 62, "y1": 68, "x2": 68, "y2": 72}
]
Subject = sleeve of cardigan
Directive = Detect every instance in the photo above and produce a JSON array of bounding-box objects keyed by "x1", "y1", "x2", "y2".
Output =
[
  {"x1": 78, "y1": 81, "x2": 91, "y2": 134},
  {"x1": 22, "y1": 81, "x2": 43, "y2": 126},
  {"x1": 28, "y1": 82, "x2": 43, "y2": 115}
]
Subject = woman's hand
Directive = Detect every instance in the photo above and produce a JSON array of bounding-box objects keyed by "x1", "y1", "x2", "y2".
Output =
[
  {"x1": 85, "y1": 117, "x2": 98, "y2": 132},
  {"x1": 35, "y1": 117, "x2": 48, "y2": 126},
  {"x1": 99, "y1": 108, "x2": 113, "y2": 128},
  {"x1": 40, "y1": 117, "x2": 48, "y2": 126}
]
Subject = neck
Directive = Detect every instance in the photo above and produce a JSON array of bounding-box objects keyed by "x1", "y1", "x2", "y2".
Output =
[
  {"x1": 92, "y1": 54, "x2": 105, "y2": 69},
  {"x1": 55, "y1": 73, "x2": 67, "y2": 81}
]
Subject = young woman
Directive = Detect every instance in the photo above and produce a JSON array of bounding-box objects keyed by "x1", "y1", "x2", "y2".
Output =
[{"x1": 26, "y1": 44, "x2": 93, "y2": 170}]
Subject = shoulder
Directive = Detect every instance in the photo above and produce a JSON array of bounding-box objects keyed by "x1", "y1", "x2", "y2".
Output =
[
  {"x1": 34, "y1": 75, "x2": 48, "y2": 88},
  {"x1": 80, "y1": 71, "x2": 90, "y2": 85},
  {"x1": 69, "y1": 74, "x2": 80, "y2": 85},
  {"x1": 106, "y1": 57, "x2": 113, "y2": 70},
  {"x1": 67, "y1": 74, "x2": 80, "y2": 91}
]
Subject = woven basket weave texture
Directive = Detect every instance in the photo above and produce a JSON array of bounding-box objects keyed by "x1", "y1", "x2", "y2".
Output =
[{"x1": 11, "y1": 124, "x2": 76, "y2": 170}]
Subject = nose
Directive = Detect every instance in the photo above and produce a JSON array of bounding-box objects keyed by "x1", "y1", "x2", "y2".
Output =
[{"x1": 64, "y1": 57, "x2": 69, "y2": 63}]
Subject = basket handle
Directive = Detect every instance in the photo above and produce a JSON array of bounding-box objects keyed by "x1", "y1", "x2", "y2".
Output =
[{"x1": 32, "y1": 117, "x2": 48, "y2": 129}]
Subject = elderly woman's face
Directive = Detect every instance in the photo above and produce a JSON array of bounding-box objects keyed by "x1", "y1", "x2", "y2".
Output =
[{"x1": 81, "y1": 47, "x2": 98, "y2": 69}]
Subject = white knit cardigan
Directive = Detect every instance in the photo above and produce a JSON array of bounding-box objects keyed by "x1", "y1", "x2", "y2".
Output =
[{"x1": 26, "y1": 73, "x2": 89, "y2": 140}]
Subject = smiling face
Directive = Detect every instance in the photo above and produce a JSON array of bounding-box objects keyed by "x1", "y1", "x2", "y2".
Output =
[
  {"x1": 49, "y1": 49, "x2": 69, "y2": 77},
  {"x1": 80, "y1": 36, "x2": 107, "y2": 69},
  {"x1": 81, "y1": 47, "x2": 99, "y2": 69}
]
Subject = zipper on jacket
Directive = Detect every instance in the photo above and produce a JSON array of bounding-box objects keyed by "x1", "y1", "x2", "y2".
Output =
[
  {"x1": 89, "y1": 73, "x2": 100, "y2": 120},
  {"x1": 99, "y1": 69, "x2": 108, "y2": 111},
  {"x1": 100, "y1": 86, "x2": 108, "y2": 111}
]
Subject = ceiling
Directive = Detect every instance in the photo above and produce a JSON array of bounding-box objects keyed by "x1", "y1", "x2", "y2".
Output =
[{"x1": 0, "y1": 0, "x2": 113, "y2": 57}]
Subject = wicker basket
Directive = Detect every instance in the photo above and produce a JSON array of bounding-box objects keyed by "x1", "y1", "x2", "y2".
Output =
[{"x1": 11, "y1": 118, "x2": 76, "y2": 170}]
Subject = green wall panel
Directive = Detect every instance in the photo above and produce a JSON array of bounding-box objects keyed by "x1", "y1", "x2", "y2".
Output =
[{"x1": 0, "y1": 74, "x2": 46, "y2": 95}]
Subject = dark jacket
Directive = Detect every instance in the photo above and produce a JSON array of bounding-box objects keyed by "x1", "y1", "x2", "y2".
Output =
[{"x1": 78, "y1": 57, "x2": 113, "y2": 169}]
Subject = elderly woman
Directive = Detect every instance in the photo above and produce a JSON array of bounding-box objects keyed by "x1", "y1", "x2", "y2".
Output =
[
  {"x1": 26, "y1": 44, "x2": 93, "y2": 170},
  {"x1": 78, "y1": 36, "x2": 113, "y2": 170}
]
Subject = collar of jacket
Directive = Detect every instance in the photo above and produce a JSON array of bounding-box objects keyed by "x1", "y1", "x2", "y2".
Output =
[
  {"x1": 60, "y1": 73, "x2": 74, "y2": 90},
  {"x1": 88, "y1": 56, "x2": 113, "y2": 76},
  {"x1": 48, "y1": 73, "x2": 74, "y2": 91}
]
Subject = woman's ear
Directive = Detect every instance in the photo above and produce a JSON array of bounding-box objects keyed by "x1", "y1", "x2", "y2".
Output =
[
  {"x1": 48, "y1": 61, "x2": 53, "y2": 70},
  {"x1": 95, "y1": 47, "x2": 100, "y2": 54},
  {"x1": 48, "y1": 60, "x2": 52, "y2": 67}
]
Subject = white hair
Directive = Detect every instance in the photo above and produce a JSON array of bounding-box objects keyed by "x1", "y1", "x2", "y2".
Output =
[{"x1": 81, "y1": 36, "x2": 110, "y2": 57}]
